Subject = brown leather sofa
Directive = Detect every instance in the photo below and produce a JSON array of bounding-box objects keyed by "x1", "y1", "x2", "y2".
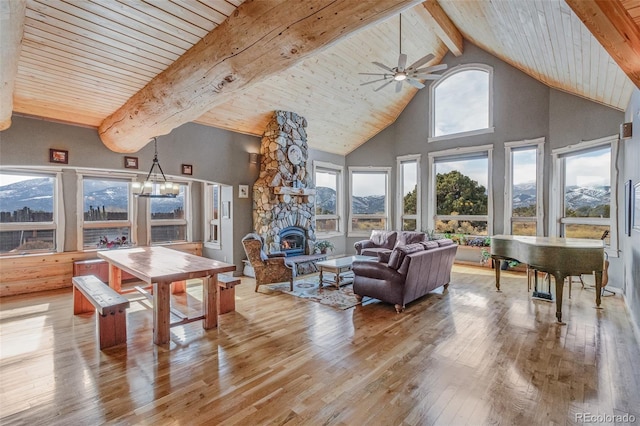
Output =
[
  {"x1": 352, "y1": 239, "x2": 457, "y2": 313},
  {"x1": 354, "y1": 230, "x2": 427, "y2": 256}
]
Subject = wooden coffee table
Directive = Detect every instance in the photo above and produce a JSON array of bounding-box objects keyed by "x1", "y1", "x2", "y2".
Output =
[{"x1": 316, "y1": 255, "x2": 376, "y2": 289}]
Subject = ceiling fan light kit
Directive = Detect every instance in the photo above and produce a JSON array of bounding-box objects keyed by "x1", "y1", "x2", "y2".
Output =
[{"x1": 360, "y1": 14, "x2": 447, "y2": 92}]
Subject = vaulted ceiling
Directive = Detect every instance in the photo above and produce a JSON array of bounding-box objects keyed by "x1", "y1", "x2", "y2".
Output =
[{"x1": 1, "y1": 0, "x2": 638, "y2": 155}]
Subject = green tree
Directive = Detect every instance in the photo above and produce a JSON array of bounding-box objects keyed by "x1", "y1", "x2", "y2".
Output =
[
  {"x1": 403, "y1": 185, "x2": 417, "y2": 214},
  {"x1": 436, "y1": 171, "x2": 488, "y2": 215}
]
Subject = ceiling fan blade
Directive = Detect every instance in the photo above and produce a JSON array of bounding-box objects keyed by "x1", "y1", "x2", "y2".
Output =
[
  {"x1": 372, "y1": 61, "x2": 394, "y2": 72},
  {"x1": 397, "y1": 53, "x2": 407, "y2": 71},
  {"x1": 406, "y1": 53, "x2": 434, "y2": 71},
  {"x1": 396, "y1": 80, "x2": 403, "y2": 93},
  {"x1": 414, "y1": 64, "x2": 448, "y2": 74},
  {"x1": 374, "y1": 79, "x2": 394, "y2": 92},
  {"x1": 361, "y1": 77, "x2": 390, "y2": 86},
  {"x1": 410, "y1": 73, "x2": 444, "y2": 80},
  {"x1": 358, "y1": 72, "x2": 388, "y2": 76},
  {"x1": 406, "y1": 78, "x2": 425, "y2": 89}
]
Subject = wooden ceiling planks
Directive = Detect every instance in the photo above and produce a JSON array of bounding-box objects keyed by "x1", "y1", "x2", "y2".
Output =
[
  {"x1": 4, "y1": 0, "x2": 636, "y2": 155},
  {"x1": 621, "y1": 0, "x2": 640, "y2": 24},
  {"x1": 194, "y1": 5, "x2": 444, "y2": 155},
  {"x1": 439, "y1": 0, "x2": 633, "y2": 112}
]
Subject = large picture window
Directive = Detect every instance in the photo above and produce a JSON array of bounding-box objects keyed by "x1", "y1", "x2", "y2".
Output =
[
  {"x1": 0, "y1": 171, "x2": 62, "y2": 254},
  {"x1": 427, "y1": 146, "x2": 493, "y2": 236},
  {"x1": 551, "y1": 135, "x2": 617, "y2": 251},
  {"x1": 349, "y1": 167, "x2": 391, "y2": 236},
  {"x1": 149, "y1": 182, "x2": 190, "y2": 244},
  {"x1": 79, "y1": 175, "x2": 133, "y2": 249},
  {"x1": 430, "y1": 64, "x2": 493, "y2": 141},
  {"x1": 314, "y1": 161, "x2": 343, "y2": 235},
  {"x1": 504, "y1": 138, "x2": 544, "y2": 236},
  {"x1": 397, "y1": 155, "x2": 420, "y2": 231}
]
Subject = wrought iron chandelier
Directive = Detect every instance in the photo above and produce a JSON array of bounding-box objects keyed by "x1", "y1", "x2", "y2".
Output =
[{"x1": 131, "y1": 137, "x2": 179, "y2": 198}]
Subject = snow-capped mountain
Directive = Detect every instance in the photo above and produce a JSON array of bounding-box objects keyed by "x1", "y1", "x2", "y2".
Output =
[
  {"x1": 511, "y1": 182, "x2": 609, "y2": 210},
  {"x1": 0, "y1": 177, "x2": 54, "y2": 213},
  {"x1": 0, "y1": 178, "x2": 184, "y2": 216}
]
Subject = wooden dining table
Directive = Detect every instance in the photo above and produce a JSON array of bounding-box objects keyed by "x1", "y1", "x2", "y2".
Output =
[{"x1": 97, "y1": 246, "x2": 235, "y2": 345}]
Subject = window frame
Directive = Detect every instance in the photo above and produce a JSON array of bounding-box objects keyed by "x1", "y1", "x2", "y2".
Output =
[
  {"x1": 147, "y1": 181, "x2": 192, "y2": 245},
  {"x1": 396, "y1": 154, "x2": 421, "y2": 231},
  {"x1": 0, "y1": 168, "x2": 64, "y2": 254},
  {"x1": 77, "y1": 171, "x2": 136, "y2": 251},
  {"x1": 204, "y1": 182, "x2": 222, "y2": 249},
  {"x1": 348, "y1": 166, "x2": 391, "y2": 237},
  {"x1": 550, "y1": 134, "x2": 619, "y2": 256},
  {"x1": 428, "y1": 63, "x2": 494, "y2": 142},
  {"x1": 313, "y1": 161, "x2": 344, "y2": 237},
  {"x1": 427, "y1": 144, "x2": 493, "y2": 235},
  {"x1": 503, "y1": 137, "x2": 545, "y2": 236}
]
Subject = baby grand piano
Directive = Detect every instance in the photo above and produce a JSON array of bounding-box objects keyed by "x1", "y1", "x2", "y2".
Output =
[{"x1": 490, "y1": 235, "x2": 605, "y2": 323}]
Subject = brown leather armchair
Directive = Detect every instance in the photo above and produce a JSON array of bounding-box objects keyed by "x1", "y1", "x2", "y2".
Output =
[{"x1": 241, "y1": 233, "x2": 294, "y2": 292}]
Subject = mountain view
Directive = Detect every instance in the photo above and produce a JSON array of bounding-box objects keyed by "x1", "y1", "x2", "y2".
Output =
[
  {"x1": 0, "y1": 178, "x2": 184, "y2": 220},
  {"x1": 316, "y1": 186, "x2": 385, "y2": 215},
  {"x1": 511, "y1": 182, "x2": 610, "y2": 211},
  {"x1": 1, "y1": 179, "x2": 610, "y2": 219}
]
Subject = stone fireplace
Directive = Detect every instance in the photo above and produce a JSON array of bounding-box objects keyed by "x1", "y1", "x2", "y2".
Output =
[{"x1": 252, "y1": 111, "x2": 316, "y2": 255}]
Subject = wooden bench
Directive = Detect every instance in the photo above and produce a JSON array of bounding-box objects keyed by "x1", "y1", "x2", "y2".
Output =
[
  {"x1": 217, "y1": 274, "x2": 241, "y2": 314},
  {"x1": 72, "y1": 275, "x2": 130, "y2": 349}
]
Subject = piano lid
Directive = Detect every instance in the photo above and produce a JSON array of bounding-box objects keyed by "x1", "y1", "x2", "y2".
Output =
[{"x1": 490, "y1": 235, "x2": 605, "y2": 249}]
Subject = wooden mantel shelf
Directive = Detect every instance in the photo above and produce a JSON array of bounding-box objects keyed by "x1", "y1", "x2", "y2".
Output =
[{"x1": 273, "y1": 187, "x2": 316, "y2": 196}]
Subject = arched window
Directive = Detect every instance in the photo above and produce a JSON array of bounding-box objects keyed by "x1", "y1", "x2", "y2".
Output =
[{"x1": 429, "y1": 64, "x2": 493, "y2": 140}]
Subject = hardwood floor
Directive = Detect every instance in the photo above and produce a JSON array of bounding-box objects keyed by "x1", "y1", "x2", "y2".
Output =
[{"x1": 1, "y1": 265, "x2": 639, "y2": 425}]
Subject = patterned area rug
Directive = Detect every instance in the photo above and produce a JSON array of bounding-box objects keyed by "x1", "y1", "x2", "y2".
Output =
[{"x1": 263, "y1": 273, "x2": 364, "y2": 310}]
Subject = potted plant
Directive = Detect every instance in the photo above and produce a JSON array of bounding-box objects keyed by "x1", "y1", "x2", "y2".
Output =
[{"x1": 314, "y1": 240, "x2": 334, "y2": 254}]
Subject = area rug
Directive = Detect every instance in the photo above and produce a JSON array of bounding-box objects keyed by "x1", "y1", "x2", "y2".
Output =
[{"x1": 262, "y1": 273, "x2": 364, "y2": 310}]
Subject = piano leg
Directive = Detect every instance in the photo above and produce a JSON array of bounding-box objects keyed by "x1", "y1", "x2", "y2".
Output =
[
  {"x1": 594, "y1": 271, "x2": 603, "y2": 309},
  {"x1": 553, "y1": 272, "x2": 567, "y2": 324},
  {"x1": 493, "y1": 257, "x2": 502, "y2": 292}
]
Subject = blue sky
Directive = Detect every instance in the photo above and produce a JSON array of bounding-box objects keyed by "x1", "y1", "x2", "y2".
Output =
[{"x1": 434, "y1": 69, "x2": 489, "y2": 137}]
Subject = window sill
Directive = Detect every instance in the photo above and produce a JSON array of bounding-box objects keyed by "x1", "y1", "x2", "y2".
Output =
[
  {"x1": 348, "y1": 232, "x2": 372, "y2": 238},
  {"x1": 316, "y1": 231, "x2": 343, "y2": 239},
  {"x1": 204, "y1": 242, "x2": 222, "y2": 250},
  {"x1": 428, "y1": 127, "x2": 495, "y2": 143}
]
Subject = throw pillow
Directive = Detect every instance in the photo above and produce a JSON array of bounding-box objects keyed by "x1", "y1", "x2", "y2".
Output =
[
  {"x1": 421, "y1": 241, "x2": 439, "y2": 250},
  {"x1": 436, "y1": 238, "x2": 455, "y2": 247},
  {"x1": 388, "y1": 243, "x2": 425, "y2": 270},
  {"x1": 395, "y1": 231, "x2": 426, "y2": 248},
  {"x1": 370, "y1": 230, "x2": 397, "y2": 249}
]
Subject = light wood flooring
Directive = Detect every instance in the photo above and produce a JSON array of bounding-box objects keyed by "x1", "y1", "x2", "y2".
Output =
[{"x1": 1, "y1": 265, "x2": 639, "y2": 425}]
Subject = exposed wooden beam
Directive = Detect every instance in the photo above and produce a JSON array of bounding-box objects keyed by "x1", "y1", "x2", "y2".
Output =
[
  {"x1": 98, "y1": 0, "x2": 422, "y2": 153},
  {"x1": 421, "y1": 0, "x2": 463, "y2": 57},
  {"x1": 0, "y1": 0, "x2": 26, "y2": 131},
  {"x1": 566, "y1": 0, "x2": 640, "y2": 89}
]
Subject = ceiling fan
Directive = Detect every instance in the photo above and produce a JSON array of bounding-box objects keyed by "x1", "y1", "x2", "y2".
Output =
[{"x1": 360, "y1": 14, "x2": 447, "y2": 93}]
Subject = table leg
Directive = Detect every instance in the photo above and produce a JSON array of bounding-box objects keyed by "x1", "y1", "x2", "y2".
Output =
[
  {"x1": 108, "y1": 264, "x2": 122, "y2": 293},
  {"x1": 319, "y1": 268, "x2": 324, "y2": 289},
  {"x1": 203, "y1": 275, "x2": 218, "y2": 330},
  {"x1": 153, "y1": 281, "x2": 171, "y2": 345},
  {"x1": 335, "y1": 267, "x2": 342, "y2": 289}
]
